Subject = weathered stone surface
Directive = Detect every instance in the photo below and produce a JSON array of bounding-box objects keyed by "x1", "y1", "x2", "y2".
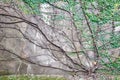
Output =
[{"x1": 0, "y1": 2, "x2": 120, "y2": 79}]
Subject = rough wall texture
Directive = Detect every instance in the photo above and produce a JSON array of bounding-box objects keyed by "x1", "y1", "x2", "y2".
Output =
[
  {"x1": 0, "y1": 2, "x2": 120, "y2": 79},
  {"x1": 0, "y1": 2, "x2": 70, "y2": 75}
]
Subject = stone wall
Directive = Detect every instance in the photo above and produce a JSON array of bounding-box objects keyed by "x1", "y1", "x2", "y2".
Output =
[{"x1": 0, "y1": 1, "x2": 120, "y2": 78}]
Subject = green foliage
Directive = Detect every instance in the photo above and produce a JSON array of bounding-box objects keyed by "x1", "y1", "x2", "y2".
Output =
[
  {"x1": 84, "y1": 0, "x2": 120, "y2": 24},
  {"x1": 98, "y1": 75, "x2": 120, "y2": 80},
  {"x1": 22, "y1": 0, "x2": 40, "y2": 14},
  {"x1": 110, "y1": 34, "x2": 120, "y2": 48},
  {"x1": 100, "y1": 52, "x2": 120, "y2": 75},
  {"x1": 0, "y1": 75, "x2": 66, "y2": 80},
  {"x1": 101, "y1": 59, "x2": 120, "y2": 75}
]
